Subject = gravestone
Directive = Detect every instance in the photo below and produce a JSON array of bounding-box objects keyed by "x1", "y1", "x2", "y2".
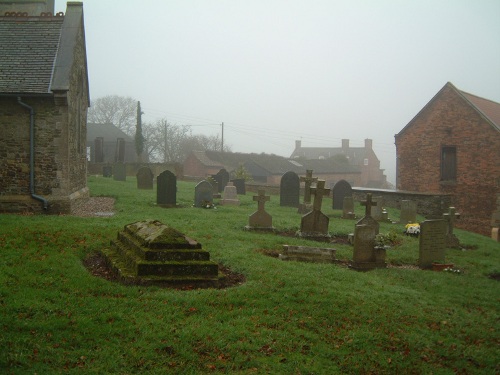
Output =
[
  {"x1": 332, "y1": 180, "x2": 352, "y2": 210},
  {"x1": 102, "y1": 165, "x2": 112, "y2": 177},
  {"x1": 279, "y1": 245, "x2": 336, "y2": 263},
  {"x1": 442, "y1": 207, "x2": 460, "y2": 248},
  {"x1": 103, "y1": 220, "x2": 219, "y2": 286},
  {"x1": 136, "y1": 166, "x2": 154, "y2": 190},
  {"x1": 371, "y1": 196, "x2": 384, "y2": 221},
  {"x1": 221, "y1": 182, "x2": 240, "y2": 206},
  {"x1": 298, "y1": 170, "x2": 318, "y2": 214},
  {"x1": 230, "y1": 179, "x2": 246, "y2": 195},
  {"x1": 418, "y1": 219, "x2": 447, "y2": 269},
  {"x1": 113, "y1": 163, "x2": 126, "y2": 181},
  {"x1": 246, "y1": 190, "x2": 274, "y2": 231},
  {"x1": 399, "y1": 200, "x2": 417, "y2": 224},
  {"x1": 194, "y1": 180, "x2": 214, "y2": 208},
  {"x1": 298, "y1": 180, "x2": 330, "y2": 240},
  {"x1": 280, "y1": 171, "x2": 300, "y2": 207},
  {"x1": 350, "y1": 193, "x2": 385, "y2": 270},
  {"x1": 206, "y1": 176, "x2": 220, "y2": 198},
  {"x1": 342, "y1": 196, "x2": 356, "y2": 219},
  {"x1": 157, "y1": 170, "x2": 176, "y2": 207},
  {"x1": 213, "y1": 169, "x2": 229, "y2": 193}
]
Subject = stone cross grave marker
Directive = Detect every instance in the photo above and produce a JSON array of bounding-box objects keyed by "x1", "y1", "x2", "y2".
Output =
[
  {"x1": 136, "y1": 166, "x2": 154, "y2": 190},
  {"x1": 247, "y1": 190, "x2": 273, "y2": 230},
  {"x1": 332, "y1": 180, "x2": 352, "y2": 210},
  {"x1": 221, "y1": 182, "x2": 240, "y2": 206},
  {"x1": 298, "y1": 169, "x2": 318, "y2": 214},
  {"x1": 399, "y1": 200, "x2": 417, "y2": 224},
  {"x1": 418, "y1": 219, "x2": 447, "y2": 268},
  {"x1": 443, "y1": 206, "x2": 460, "y2": 248},
  {"x1": 113, "y1": 163, "x2": 126, "y2": 181},
  {"x1": 194, "y1": 180, "x2": 214, "y2": 208},
  {"x1": 280, "y1": 171, "x2": 300, "y2": 208},
  {"x1": 157, "y1": 170, "x2": 176, "y2": 207},
  {"x1": 298, "y1": 180, "x2": 330, "y2": 239}
]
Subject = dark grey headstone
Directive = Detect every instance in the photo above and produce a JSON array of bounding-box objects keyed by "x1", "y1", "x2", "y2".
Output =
[
  {"x1": 194, "y1": 180, "x2": 214, "y2": 208},
  {"x1": 137, "y1": 167, "x2": 154, "y2": 190},
  {"x1": 332, "y1": 180, "x2": 352, "y2": 209},
  {"x1": 102, "y1": 165, "x2": 112, "y2": 177},
  {"x1": 157, "y1": 170, "x2": 176, "y2": 207},
  {"x1": 230, "y1": 179, "x2": 246, "y2": 195},
  {"x1": 280, "y1": 171, "x2": 300, "y2": 207},
  {"x1": 113, "y1": 163, "x2": 126, "y2": 181},
  {"x1": 213, "y1": 169, "x2": 229, "y2": 193}
]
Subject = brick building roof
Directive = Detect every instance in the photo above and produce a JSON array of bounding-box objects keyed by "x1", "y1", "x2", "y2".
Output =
[{"x1": 459, "y1": 91, "x2": 500, "y2": 132}]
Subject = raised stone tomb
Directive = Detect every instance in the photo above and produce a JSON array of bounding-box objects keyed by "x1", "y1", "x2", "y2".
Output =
[{"x1": 104, "y1": 220, "x2": 219, "y2": 285}]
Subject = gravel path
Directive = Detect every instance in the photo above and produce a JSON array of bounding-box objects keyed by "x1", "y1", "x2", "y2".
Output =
[{"x1": 72, "y1": 197, "x2": 115, "y2": 217}]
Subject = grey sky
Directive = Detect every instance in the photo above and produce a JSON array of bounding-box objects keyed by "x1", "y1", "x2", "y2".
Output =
[{"x1": 55, "y1": 0, "x2": 500, "y2": 184}]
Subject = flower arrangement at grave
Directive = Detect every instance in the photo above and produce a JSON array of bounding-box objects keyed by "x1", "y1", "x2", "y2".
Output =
[
  {"x1": 200, "y1": 200, "x2": 216, "y2": 209},
  {"x1": 404, "y1": 223, "x2": 420, "y2": 237},
  {"x1": 443, "y1": 267, "x2": 462, "y2": 275}
]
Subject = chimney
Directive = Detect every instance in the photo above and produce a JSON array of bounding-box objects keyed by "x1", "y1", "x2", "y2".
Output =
[
  {"x1": 295, "y1": 140, "x2": 301, "y2": 149},
  {"x1": 342, "y1": 139, "x2": 349, "y2": 151},
  {"x1": 365, "y1": 139, "x2": 373, "y2": 149}
]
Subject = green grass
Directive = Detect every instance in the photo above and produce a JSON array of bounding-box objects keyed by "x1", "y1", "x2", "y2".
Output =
[{"x1": 1, "y1": 176, "x2": 499, "y2": 374}]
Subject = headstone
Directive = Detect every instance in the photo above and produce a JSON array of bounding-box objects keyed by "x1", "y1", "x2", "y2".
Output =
[
  {"x1": 342, "y1": 196, "x2": 356, "y2": 219},
  {"x1": 113, "y1": 163, "x2": 126, "y2": 181},
  {"x1": 194, "y1": 180, "x2": 214, "y2": 208},
  {"x1": 221, "y1": 182, "x2": 240, "y2": 206},
  {"x1": 279, "y1": 245, "x2": 336, "y2": 263},
  {"x1": 157, "y1": 170, "x2": 176, "y2": 207},
  {"x1": 246, "y1": 190, "x2": 274, "y2": 231},
  {"x1": 280, "y1": 171, "x2": 300, "y2": 207},
  {"x1": 350, "y1": 193, "x2": 384, "y2": 270},
  {"x1": 102, "y1": 165, "x2": 112, "y2": 177},
  {"x1": 115, "y1": 137, "x2": 125, "y2": 163},
  {"x1": 94, "y1": 137, "x2": 104, "y2": 163},
  {"x1": 442, "y1": 207, "x2": 460, "y2": 248},
  {"x1": 206, "y1": 176, "x2": 220, "y2": 198},
  {"x1": 371, "y1": 196, "x2": 384, "y2": 221},
  {"x1": 298, "y1": 170, "x2": 318, "y2": 214},
  {"x1": 418, "y1": 219, "x2": 447, "y2": 269},
  {"x1": 136, "y1": 166, "x2": 154, "y2": 190},
  {"x1": 103, "y1": 220, "x2": 219, "y2": 286},
  {"x1": 298, "y1": 180, "x2": 330, "y2": 240},
  {"x1": 332, "y1": 180, "x2": 352, "y2": 210},
  {"x1": 399, "y1": 200, "x2": 417, "y2": 224},
  {"x1": 230, "y1": 179, "x2": 246, "y2": 195},
  {"x1": 214, "y1": 169, "x2": 229, "y2": 193}
]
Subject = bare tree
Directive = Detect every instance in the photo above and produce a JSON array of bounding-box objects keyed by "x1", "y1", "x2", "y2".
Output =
[
  {"x1": 142, "y1": 119, "x2": 192, "y2": 163},
  {"x1": 87, "y1": 95, "x2": 137, "y2": 135}
]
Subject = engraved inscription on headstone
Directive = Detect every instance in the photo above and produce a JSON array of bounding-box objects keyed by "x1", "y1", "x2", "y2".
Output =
[{"x1": 418, "y1": 219, "x2": 447, "y2": 269}]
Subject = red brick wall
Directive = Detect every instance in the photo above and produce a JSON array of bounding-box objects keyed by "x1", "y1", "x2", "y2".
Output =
[{"x1": 395, "y1": 84, "x2": 500, "y2": 235}]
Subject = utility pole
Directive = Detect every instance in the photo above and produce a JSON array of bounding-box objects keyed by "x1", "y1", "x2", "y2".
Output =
[
  {"x1": 164, "y1": 119, "x2": 168, "y2": 163},
  {"x1": 221, "y1": 122, "x2": 224, "y2": 152}
]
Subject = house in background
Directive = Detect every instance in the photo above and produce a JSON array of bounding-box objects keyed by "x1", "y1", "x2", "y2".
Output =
[
  {"x1": 395, "y1": 82, "x2": 500, "y2": 236},
  {"x1": 290, "y1": 139, "x2": 388, "y2": 188},
  {"x1": 86, "y1": 123, "x2": 138, "y2": 163},
  {"x1": 183, "y1": 151, "x2": 225, "y2": 178},
  {"x1": 0, "y1": 1, "x2": 89, "y2": 214}
]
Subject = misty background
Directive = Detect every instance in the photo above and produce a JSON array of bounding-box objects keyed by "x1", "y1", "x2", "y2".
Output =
[{"x1": 54, "y1": 0, "x2": 500, "y2": 184}]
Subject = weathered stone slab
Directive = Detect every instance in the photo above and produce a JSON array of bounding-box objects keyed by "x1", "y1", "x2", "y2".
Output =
[
  {"x1": 297, "y1": 180, "x2": 330, "y2": 240},
  {"x1": 113, "y1": 163, "x2": 126, "y2": 181},
  {"x1": 399, "y1": 200, "x2": 417, "y2": 224},
  {"x1": 137, "y1": 166, "x2": 154, "y2": 190},
  {"x1": 279, "y1": 245, "x2": 336, "y2": 263},
  {"x1": 342, "y1": 196, "x2": 356, "y2": 219},
  {"x1": 418, "y1": 219, "x2": 447, "y2": 269},
  {"x1": 221, "y1": 182, "x2": 240, "y2": 206},
  {"x1": 194, "y1": 180, "x2": 213, "y2": 208}
]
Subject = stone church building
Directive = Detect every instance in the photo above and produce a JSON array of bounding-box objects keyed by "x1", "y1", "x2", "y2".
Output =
[
  {"x1": 395, "y1": 82, "x2": 500, "y2": 236},
  {"x1": 0, "y1": 1, "x2": 89, "y2": 213}
]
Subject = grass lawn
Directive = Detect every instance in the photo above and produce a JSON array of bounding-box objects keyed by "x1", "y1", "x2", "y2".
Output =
[{"x1": 1, "y1": 176, "x2": 499, "y2": 374}]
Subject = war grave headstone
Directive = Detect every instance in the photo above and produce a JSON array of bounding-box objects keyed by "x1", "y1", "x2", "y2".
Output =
[
  {"x1": 399, "y1": 200, "x2": 417, "y2": 224},
  {"x1": 157, "y1": 170, "x2": 177, "y2": 207},
  {"x1": 298, "y1": 169, "x2": 318, "y2": 214},
  {"x1": 280, "y1": 171, "x2": 300, "y2": 208},
  {"x1": 279, "y1": 245, "x2": 336, "y2": 263},
  {"x1": 194, "y1": 180, "x2": 214, "y2": 208},
  {"x1": 350, "y1": 193, "x2": 385, "y2": 270},
  {"x1": 103, "y1": 220, "x2": 220, "y2": 286},
  {"x1": 206, "y1": 176, "x2": 220, "y2": 199},
  {"x1": 297, "y1": 180, "x2": 331, "y2": 240},
  {"x1": 245, "y1": 190, "x2": 274, "y2": 231},
  {"x1": 102, "y1": 165, "x2": 112, "y2": 177},
  {"x1": 342, "y1": 196, "x2": 356, "y2": 219},
  {"x1": 418, "y1": 219, "x2": 447, "y2": 269},
  {"x1": 230, "y1": 179, "x2": 246, "y2": 195},
  {"x1": 137, "y1": 166, "x2": 154, "y2": 190},
  {"x1": 221, "y1": 182, "x2": 240, "y2": 206},
  {"x1": 214, "y1": 169, "x2": 229, "y2": 193},
  {"x1": 443, "y1": 207, "x2": 460, "y2": 248},
  {"x1": 332, "y1": 180, "x2": 352, "y2": 210},
  {"x1": 113, "y1": 163, "x2": 126, "y2": 181}
]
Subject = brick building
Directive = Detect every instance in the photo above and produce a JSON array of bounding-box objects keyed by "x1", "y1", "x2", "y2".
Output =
[
  {"x1": 0, "y1": 1, "x2": 89, "y2": 213},
  {"x1": 395, "y1": 82, "x2": 500, "y2": 236},
  {"x1": 290, "y1": 139, "x2": 388, "y2": 188}
]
